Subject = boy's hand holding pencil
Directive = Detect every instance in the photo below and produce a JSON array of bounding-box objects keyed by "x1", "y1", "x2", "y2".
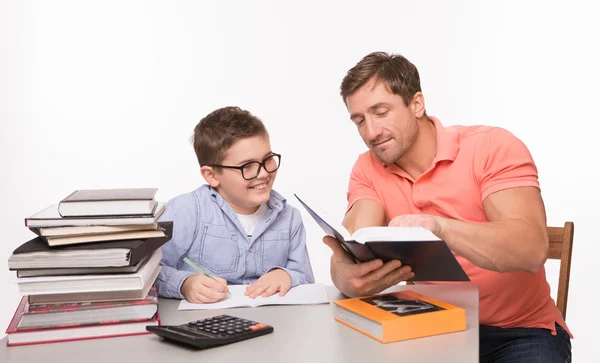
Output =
[{"x1": 180, "y1": 257, "x2": 230, "y2": 304}]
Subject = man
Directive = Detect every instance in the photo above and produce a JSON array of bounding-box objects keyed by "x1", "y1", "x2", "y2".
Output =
[{"x1": 325, "y1": 51, "x2": 572, "y2": 362}]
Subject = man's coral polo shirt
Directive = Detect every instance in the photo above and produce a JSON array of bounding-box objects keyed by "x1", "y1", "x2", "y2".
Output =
[{"x1": 347, "y1": 117, "x2": 569, "y2": 335}]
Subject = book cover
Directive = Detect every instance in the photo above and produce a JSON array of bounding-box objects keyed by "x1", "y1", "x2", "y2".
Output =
[
  {"x1": 61, "y1": 188, "x2": 158, "y2": 202},
  {"x1": 294, "y1": 194, "x2": 469, "y2": 281},
  {"x1": 334, "y1": 290, "x2": 466, "y2": 343},
  {"x1": 58, "y1": 188, "x2": 158, "y2": 217}
]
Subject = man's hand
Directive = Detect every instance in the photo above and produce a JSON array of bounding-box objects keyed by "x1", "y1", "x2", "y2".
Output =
[
  {"x1": 181, "y1": 273, "x2": 228, "y2": 304},
  {"x1": 323, "y1": 236, "x2": 414, "y2": 297},
  {"x1": 388, "y1": 214, "x2": 445, "y2": 237},
  {"x1": 245, "y1": 269, "x2": 292, "y2": 298}
]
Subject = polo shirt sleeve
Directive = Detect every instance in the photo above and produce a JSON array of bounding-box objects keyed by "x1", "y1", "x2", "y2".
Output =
[
  {"x1": 478, "y1": 127, "x2": 540, "y2": 201},
  {"x1": 346, "y1": 153, "x2": 383, "y2": 212}
]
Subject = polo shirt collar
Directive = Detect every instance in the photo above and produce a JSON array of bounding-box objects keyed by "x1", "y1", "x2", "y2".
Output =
[{"x1": 430, "y1": 116, "x2": 459, "y2": 163}]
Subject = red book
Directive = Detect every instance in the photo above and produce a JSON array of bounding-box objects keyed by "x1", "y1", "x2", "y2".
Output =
[{"x1": 5, "y1": 296, "x2": 160, "y2": 347}]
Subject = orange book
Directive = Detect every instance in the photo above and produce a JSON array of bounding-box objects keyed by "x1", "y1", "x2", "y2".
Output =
[{"x1": 334, "y1": 290, "x2": 466, "y2": 343}]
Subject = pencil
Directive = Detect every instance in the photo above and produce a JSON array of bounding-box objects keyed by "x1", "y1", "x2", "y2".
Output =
[{"x1": 183, "y1": 257, "x2": 231, "y2": 294}]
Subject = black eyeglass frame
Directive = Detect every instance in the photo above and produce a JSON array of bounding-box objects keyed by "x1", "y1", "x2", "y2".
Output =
[{"x1": 210, "y1": 153, "x2": 281, "y2": 180}]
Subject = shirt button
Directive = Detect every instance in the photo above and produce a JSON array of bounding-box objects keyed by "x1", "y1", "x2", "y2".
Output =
[{"x1": 248, "y1": 248, "x2": 253, "y2": 252}]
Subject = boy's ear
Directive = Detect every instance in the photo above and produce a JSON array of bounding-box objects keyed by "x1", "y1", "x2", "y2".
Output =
[{"x1": 200, "y1": 166, "x2": 220, "y2": 188}]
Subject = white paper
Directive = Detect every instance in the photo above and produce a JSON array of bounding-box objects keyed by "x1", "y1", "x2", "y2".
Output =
[{"x1": 178, "y1": 283, "x2": 330, "y2": 310}]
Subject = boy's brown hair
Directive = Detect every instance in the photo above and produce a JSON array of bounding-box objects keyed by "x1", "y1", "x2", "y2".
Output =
[
  {"x1": 340, "y1": 51, "x2": 422, "y2": 107},
  {"x1": 192, "y1": 106, "x2": 268, "y2": 166}
]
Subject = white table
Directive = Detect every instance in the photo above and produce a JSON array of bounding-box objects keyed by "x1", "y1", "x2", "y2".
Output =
[{"x1": 0, "y1": 284, "x2": 479, "y2": 363}]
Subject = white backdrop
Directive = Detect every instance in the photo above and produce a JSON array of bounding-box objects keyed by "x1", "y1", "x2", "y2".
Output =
[{"x1": 1, "y1": 0, "x2": 598, "y2": 359}]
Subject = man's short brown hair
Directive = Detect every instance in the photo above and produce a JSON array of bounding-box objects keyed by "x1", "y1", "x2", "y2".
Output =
[
  {"x1": 340, "y1": 52, "x2": 422, "y2": 106},
  {"x1": 192, "y1": 106, "x2": 268, "y2": 166}
]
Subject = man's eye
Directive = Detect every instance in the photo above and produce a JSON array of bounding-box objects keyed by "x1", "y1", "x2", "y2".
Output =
[
  {"x1": 355, "y1": 119, "x2": 365, "y2": 126},
  {"x1": 376, "y1": 110, "x2": 388, "y2": 117}
]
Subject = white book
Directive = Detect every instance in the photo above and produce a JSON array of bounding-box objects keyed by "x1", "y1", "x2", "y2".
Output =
[
  {"x1": 178, "y1": 283, "x2": 330, "y2": 310},
  {"x1": 28, "y1": 265, "x2": 160, "y2": 305},
  {"x1": 25, "y1": 202, "x2": 165, "y2": 228},
  {"x1": 16, "y1": 249, "x2": 162, "y2": 295},
  {"x1": 16, "y1": 255, "x2": 150, "y2": 278}
]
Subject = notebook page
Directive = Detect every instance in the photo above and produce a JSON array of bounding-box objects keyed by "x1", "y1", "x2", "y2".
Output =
[{"x1": 178, "y1": 283, "x2": 330, "y2": 310}]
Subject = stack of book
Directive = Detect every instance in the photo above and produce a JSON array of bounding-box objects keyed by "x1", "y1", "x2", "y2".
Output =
[{"x1": 5, "y1": 188, "x2": 171, "y2": 346}]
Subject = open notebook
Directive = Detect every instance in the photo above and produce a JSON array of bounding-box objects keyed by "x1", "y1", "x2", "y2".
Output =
[{"x1": 178, "y1": 283, "x2": 330, "y2": 310}]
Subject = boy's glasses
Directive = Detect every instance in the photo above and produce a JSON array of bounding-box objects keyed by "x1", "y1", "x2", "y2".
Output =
[{"x1": 211, "y1": 153, "x2": 281, "y2": 180}]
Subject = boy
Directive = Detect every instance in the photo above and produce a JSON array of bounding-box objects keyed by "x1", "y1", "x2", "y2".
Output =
[{"x1": 156, "y1": 106, "x2": 314, "y2": 303}]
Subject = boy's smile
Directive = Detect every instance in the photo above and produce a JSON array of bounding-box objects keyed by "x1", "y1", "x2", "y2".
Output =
[
  {"x1": 249, "y1": 182, "x2": 268, "y2": 190},
  {"x1": 205, "y1": 134, "x2": 278, "y2": 215}
]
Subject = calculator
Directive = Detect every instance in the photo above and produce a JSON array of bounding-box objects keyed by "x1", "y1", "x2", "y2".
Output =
[{"x1": 146, "y1": 314, "x2": 274, "y2": 349}]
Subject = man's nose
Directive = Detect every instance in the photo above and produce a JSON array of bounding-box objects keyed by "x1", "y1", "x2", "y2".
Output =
[{"x1": 364, "y1": 117, "x2": 382, "y2": 141}]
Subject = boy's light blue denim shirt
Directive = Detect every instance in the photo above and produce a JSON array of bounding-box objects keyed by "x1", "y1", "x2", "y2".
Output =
[{"x1": 156, "y1": 184, "x2": 315, "y2": 299}]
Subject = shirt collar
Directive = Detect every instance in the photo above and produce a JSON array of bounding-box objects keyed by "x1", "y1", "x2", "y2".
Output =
[{"x1": 430, "y1": 116, "x2": 459, "y2": 163}]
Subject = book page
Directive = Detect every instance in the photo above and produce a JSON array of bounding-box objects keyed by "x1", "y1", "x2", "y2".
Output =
[
  {"x1": 352, "y1": 226, "x2": 441, "y2": 244},
  {"x1": 294, "y1": 194, "x2": 352, "y2": 241},
  {"x1": 178, "y1": 283, "x2": 330, "y2": 310}
]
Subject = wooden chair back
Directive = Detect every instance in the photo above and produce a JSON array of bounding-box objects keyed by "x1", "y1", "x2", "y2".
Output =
[{"x1": 547, "y1": 222, "x2": 575, "y2": 320}]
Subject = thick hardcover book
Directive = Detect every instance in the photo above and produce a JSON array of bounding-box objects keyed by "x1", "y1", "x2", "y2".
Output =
[
  {"x1": 18, "y1": 287, "x2": 158, "y2": 329},
  {"x1": 5, "y1": 297, "x2": 160, "y2": 346},
  {"x1": 334, "y1": 290, "x2": 466, "y2": 343},
  {"x1": 25, "y1": 202, "x2": 166, "y2": 228},
  {"x1": 15, "y1": 250, "x2": 162, "y2": 296},
  {"x1": 294, "y1": 194, "x2": 469, "y2": 282},
  {"x1": 16, "y1": 255, "x2": 150, "y2": 278},
  {"x1": 8, "y1": 221, "x2": 172, "y2": 269},
  {"x1": 58, "y1": 188, "x2": 158, "y2": 217},
  {"x1": 28, "y1": 265, "x2": 159, "y2": 305}
]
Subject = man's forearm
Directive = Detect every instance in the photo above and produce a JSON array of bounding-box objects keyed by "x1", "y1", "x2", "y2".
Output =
[{"x1": 439, "y1": 217, "x2": 548, "y2": 273}]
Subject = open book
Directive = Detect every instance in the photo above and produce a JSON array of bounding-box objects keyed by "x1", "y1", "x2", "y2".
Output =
[
  {"x1": 178, "y1": 283, "x2": 330, "y2": 311},
  {"x1": 294, "y1": 194, "x2": 469, "y2": 282}
]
